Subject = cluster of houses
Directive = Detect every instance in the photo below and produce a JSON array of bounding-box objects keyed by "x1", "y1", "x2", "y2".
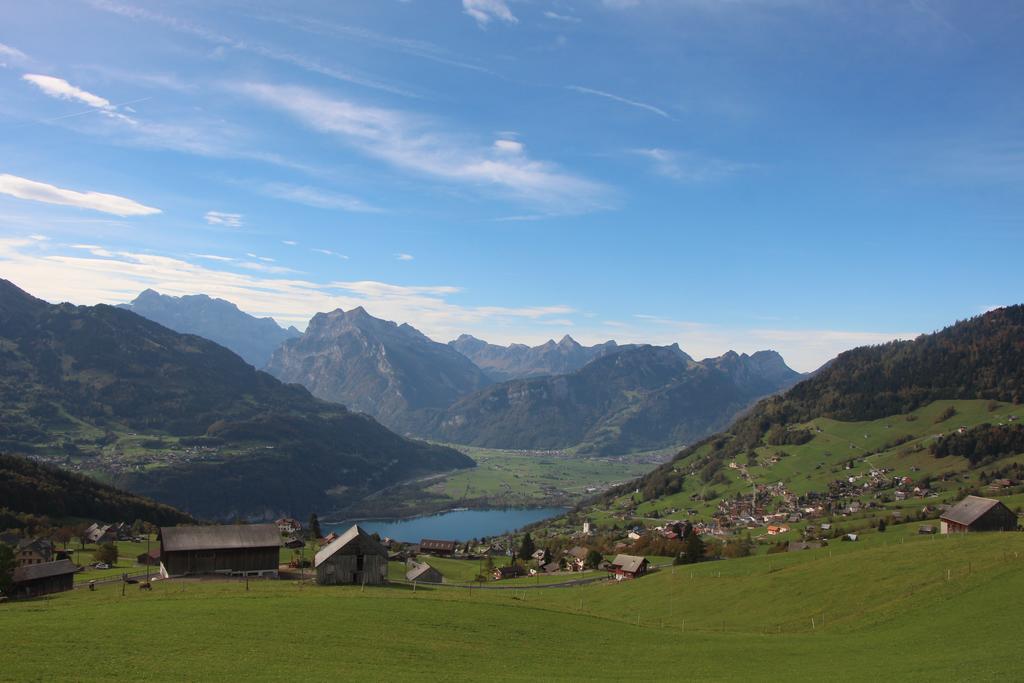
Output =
[{"x1": 3, "y1": 491, "x2": 1017, "y2": 601}]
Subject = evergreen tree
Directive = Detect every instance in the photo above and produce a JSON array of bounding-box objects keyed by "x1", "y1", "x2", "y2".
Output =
[
  {"x1": 0, "y1": 543, "x2": 14, "y2": 596},
  {"x1": 518, "y1": 533, "x2": 536, "y2": 560},
  {"x1": 308, "y1": 513, "x2": 323, "y2": 540},
  {"x1": 683, "y1": 533, "x2": 705, "y2": 564},
  {"x1": 585, "y1": 549, "x2": 604, "y2": 569}
]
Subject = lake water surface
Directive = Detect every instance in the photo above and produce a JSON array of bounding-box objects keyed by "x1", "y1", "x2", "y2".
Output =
[{"x1": 325, "y1": 507, "x2": 565, "y2": 542}]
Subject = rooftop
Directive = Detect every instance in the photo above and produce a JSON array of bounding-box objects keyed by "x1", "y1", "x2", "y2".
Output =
[{"x1": 160, "y1": 525, "x2": 281, "y2": 552}]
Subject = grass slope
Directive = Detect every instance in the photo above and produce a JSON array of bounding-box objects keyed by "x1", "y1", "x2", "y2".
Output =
[{"x1": 2, "y1": 533, "x2": 1021, "y2": 680}]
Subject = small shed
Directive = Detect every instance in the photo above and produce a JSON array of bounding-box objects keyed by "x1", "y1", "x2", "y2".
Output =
[
  {"x1": 315, "y1": 525, "x2": 388, "y2": 586},
  {"x1": 405, "y1": 561, "x2": 443, "y2": 584},
  {"x1": 419, "y1": 539, "x2": 458, "y2": 556},
  {"x1": 940, "y1": 496, "x2": 1018, "y2": 534},
  {"x1": 12, "y1": 559, "x2": 77, "y2": 598},
  {"x1": 159, "y1": 524, "x2": 281, "y2": 578},
  {"x1": 137, "y1": 548, "x2": 160, "y2": 566},
  {"x1": 609, "y1": 554, "x2": 648, "y2": 580}
]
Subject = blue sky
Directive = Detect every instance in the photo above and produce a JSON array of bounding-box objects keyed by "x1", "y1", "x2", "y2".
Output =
[{"x1": 1, "y1": 0, "x2": 1021, "y2": 370}]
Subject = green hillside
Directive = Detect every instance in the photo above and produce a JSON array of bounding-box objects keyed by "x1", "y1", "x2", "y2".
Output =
[
  {"x1": 0, "y1": 279, "x2": 472, "y2": 520},
  {"x1": 0, "y1": 452, "x2": 193, "y2": 529},
  {"x1": 1, "y1": 532, "x2": 1021, "y2": 680},
  {"x1": 564, "y1": 307, "x2": 1024, "y2": 542}
]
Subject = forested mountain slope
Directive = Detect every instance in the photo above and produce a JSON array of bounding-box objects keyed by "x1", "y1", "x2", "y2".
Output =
[{"x1": 0, "y1": 280, "x2": 473, "y2": 519}]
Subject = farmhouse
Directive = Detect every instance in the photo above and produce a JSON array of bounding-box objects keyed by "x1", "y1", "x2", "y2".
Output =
[
  {"x1": 11, "y1": 559, "x2": 77, "y2": 598},
  {"x1": 159, "y1": 524, "x2": 281, "y2": 578},
  {"x1": 419, "y1": 539, "x2": 458, "y2": 556},
  {"x1": 15, "y1": 538, "x2": 53, "y2": 567},
  {"x1": 405, "y1": 561, "x2": 443, "y2": 584},
  {"x1": 565, "y1": 546, "x2": 589, "y2": 571},
  {"x1": 275, "y1": 517, "x2": 302, "y2": 534},
  {"x1": 85, "y1": 523, "x2": 117, "y2": 545},
  {"x1": 315, "y1": 524, "x2": 388, "y2": 586},
  {"x1": 940, "y1": 496, "x2": 1018, "y2": 534},
  {"x1": 493, "y1": 564, "x2": 525, "y2": 580},
  {"x1": 608, "y1": 554, "x2": 649, "y2": 581}
]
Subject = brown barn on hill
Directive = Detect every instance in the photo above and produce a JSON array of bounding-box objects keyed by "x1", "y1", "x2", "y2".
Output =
[
  {"x1": 940, "y1": 496, "x2": 1018, "y2": 534},
  {"x1": 315, "y1": 525, "x2": 388, "y2": 586},
  {"x1": 159, "y1": 525, "x2": 281, "y2": 578}
]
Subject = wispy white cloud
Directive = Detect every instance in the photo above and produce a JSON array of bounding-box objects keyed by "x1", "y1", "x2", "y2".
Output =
[
  {"x1": 463, "y1": 0, "x2": 518, "y2": 27},
  {"x1": 0, "y1": 42, "x2": 28, "y2": 67},
  {"x1": 260, "y1": 182, "x2": 382, "y2": 213},
  {"x1": 544, "y1": 11, "x2": 582, "y2": 23},
  {"x1": 22, "y1": 74, "x2": 114, "y2": 110},
  {"x1": 567, "y1": 85, "x2": 671, "y2": 119},
  {"x1": 282, "y1": 240, "x2": 298, "y2": 246},
  {"x1": 312, "y1": 248, "x2": 349, "y2": 260},
  {"x1": 87, "y1": 0, "x2": 415, "y2": 97},
  {"x1": 633, "y1": 148, "x2": 752, "y2": 182},
  {"x1": 190, "y1": 253, "x2": 234, "y2": 262},
  {"x1": 493, "y1": 139, "x2": 524, "y2": 154},
  {"x1": 395, "y1": 253, "x2": 414, "y2": 261},
  {"x1": 238, "y1": 82, "x2": 611, "y2": 213},
  {"x1": 238, "y1": 261, "x2": 297, "y2": 274},
  {"x1": 204, "y1": 211, "x2": 243, "y2": 227},
  {"x1": 0, "y1": 173, "x2": 161, "y2": 216},
  {"x1": 0, "y1": 238, "x2": 574, "y2": 339},
  {"x1": 257, "y1": 13, "x2": 493, "y2": 75}
]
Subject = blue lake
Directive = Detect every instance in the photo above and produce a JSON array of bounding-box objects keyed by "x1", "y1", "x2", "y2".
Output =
[{"x1": 325, "y1": 507, "x2": 565, "y2": 543}]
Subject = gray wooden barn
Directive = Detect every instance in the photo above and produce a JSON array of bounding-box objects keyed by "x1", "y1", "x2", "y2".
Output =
[
  {"x1": 159, "y1": 524, "x2": 281, "y2": 578},
  {"x1": 315, "y1": 524, "x2": 388, "y2": 586}
]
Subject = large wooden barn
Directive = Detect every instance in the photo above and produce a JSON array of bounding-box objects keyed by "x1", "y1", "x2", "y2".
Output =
[
  {"x1": 940, "y1": 496, "x2": 1018, "y2": 534},
  {"x1": 11, "y1": 559, "x2": 77, "y2": 598},
  {"x1": 315, "y1": 524, "x2": 388, "y2": 586},
  {"x1": 159, "y1": 524, "x2": 281, "y2": 578}
]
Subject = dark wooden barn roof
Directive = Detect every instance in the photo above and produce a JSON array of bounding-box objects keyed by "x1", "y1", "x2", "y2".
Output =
[
  {"x1": 161, "y1": 524, "x2": 281, "y2": 552},
  {"x1": 13, "y1": 559, "x2": 77, "y2": 583},
  {"x1": 940, "y1": 496, "x2": 1005, "y2": 526}
]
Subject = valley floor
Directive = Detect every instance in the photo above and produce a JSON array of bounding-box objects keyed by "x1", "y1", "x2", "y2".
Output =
[
  {"x1": 2, "y1": 532, "x2": 1021, "y2": 681},
  {"x1": 341, "y1": 443, "x2": 669, "y2": 518}
]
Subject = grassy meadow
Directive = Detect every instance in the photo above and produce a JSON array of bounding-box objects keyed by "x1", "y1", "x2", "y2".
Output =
[{"x1": 2, "y1": 531, "x2": 1022, "y2": 681}]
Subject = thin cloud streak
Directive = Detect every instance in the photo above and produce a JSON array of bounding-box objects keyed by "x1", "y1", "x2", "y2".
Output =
[
  {"x1": 567, "y1": 85, "x2": 671, "y2": 119},
  {"x1": 86, "y1": 0, "x2": 416, "y2": 97}
]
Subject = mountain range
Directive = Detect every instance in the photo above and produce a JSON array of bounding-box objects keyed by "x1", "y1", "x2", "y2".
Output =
[
  {"x1": 418, "y1": 344, "x2": 803, "y2": 454},
  {"x1": 119, "y1": 289, "x2": 300, "y2": 368},
  {"x1": 0, "y1": 280, "x2": 472, "y2": 519},
  {"x1": 124, "y1": 291, "x2": 804, "y2": 453},
  {"x1": 265, "y1": 306, "x2": 492, "y2": 433},
  {"x1": 449, "y1": 334, "x2": 629, "y2": 381}
]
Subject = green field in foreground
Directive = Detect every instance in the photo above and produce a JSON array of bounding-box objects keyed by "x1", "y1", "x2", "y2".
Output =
[{"x1": 2, "y1": 532, "x2": 1021, "y2": 681}]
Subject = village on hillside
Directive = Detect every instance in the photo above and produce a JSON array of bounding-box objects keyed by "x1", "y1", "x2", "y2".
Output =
[{"x1": 3, "y1": 490, "x2": 1019, "y2": 602}]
